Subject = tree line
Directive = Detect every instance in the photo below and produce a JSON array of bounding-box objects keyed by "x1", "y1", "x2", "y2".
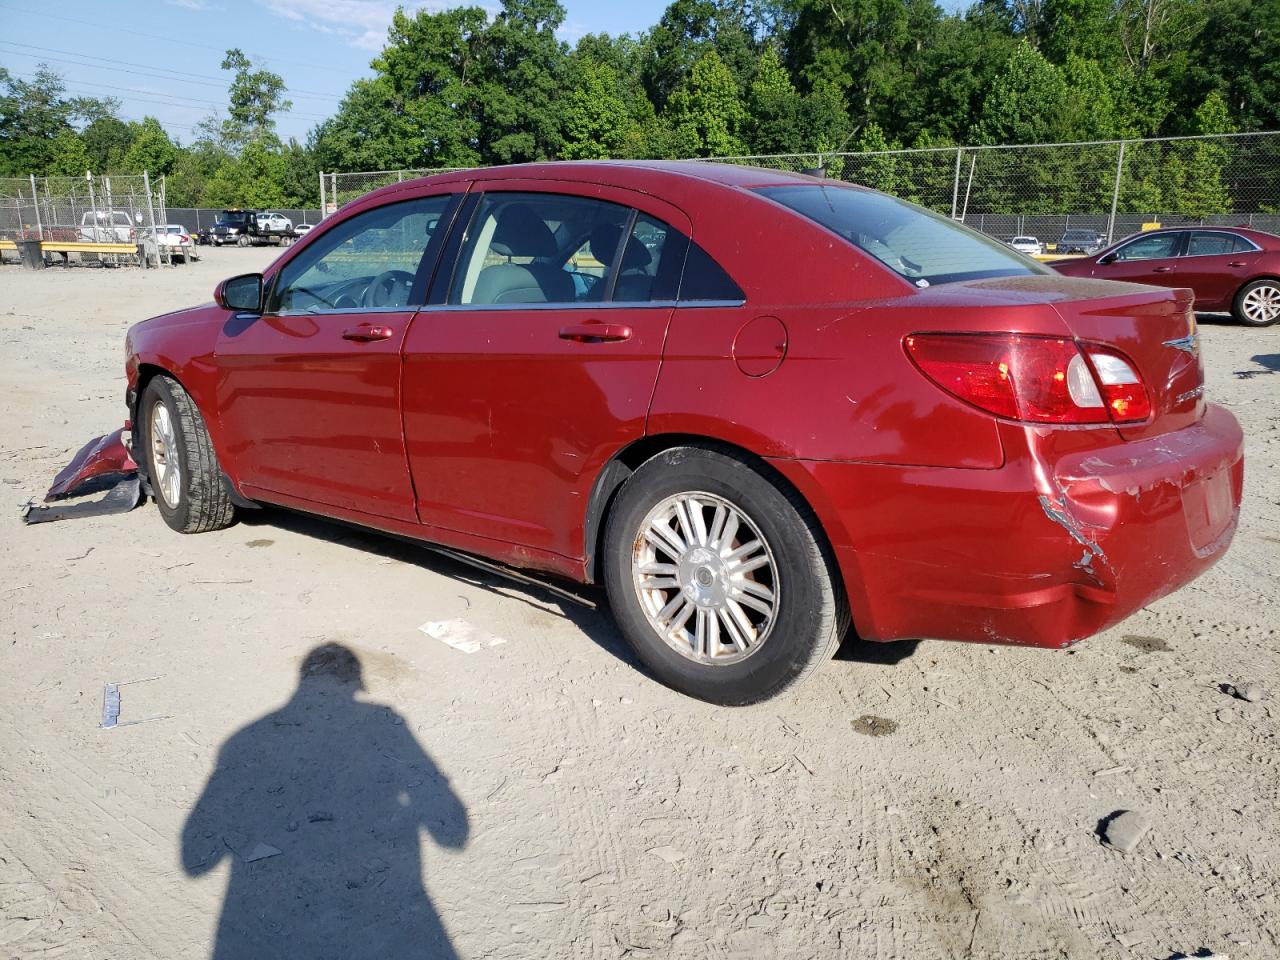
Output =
[{"x1": 1, "y1": 0, "x2": 1277, "y2": 212}]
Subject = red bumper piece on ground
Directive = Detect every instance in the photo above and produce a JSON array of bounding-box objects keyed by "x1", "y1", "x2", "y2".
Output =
[{"x1": 45, "y1": 426, "x2": 137, "y2": 501}]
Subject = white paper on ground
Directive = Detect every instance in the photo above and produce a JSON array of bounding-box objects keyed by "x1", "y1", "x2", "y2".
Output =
[{"x1": 419, "y1": 618, "x2": 508, "y2": 654}]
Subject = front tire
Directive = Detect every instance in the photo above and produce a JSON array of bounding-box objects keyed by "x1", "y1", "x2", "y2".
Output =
[
  {"x1": 1234, "y1": 279, "x2": 1280, "y2": 326},
  {"x1": 140, "y1": 376, "x2": 236, "y2": 534},
  {"x1": 603, "y1": 446, "x2": 847, "y2": 705}
]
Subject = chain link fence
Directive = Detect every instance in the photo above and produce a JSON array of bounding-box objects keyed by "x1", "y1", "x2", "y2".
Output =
[
  {"x1": 0, "y1": 172, "x2": 172, "y2": 264},
  {"x1": 323, "y1": 131, "x2": 1280, "y2": 245}
]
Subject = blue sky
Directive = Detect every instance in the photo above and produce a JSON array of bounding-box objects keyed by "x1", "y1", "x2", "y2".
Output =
[{"x1": 0, "y1": 0, "x2": 965, "y2": 145}]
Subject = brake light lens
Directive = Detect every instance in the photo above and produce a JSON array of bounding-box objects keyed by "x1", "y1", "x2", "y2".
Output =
[{"x1": 905, "y1": 333, "x2": 1150, "y2": 425}]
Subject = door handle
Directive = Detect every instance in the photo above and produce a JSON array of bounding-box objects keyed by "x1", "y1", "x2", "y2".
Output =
[
  {"x1": 1152, "y1": 266, "x2": 1173, "y2": 273},
  {"x1": 558, "y1": 322, "x2": 633, "y2": 343},
  {"x1": 1229, "y1": 260, "x2": 1247, "y2": 267},
  {"x1": 342, "y1": 325, "x2": 394, "y2": 342}
]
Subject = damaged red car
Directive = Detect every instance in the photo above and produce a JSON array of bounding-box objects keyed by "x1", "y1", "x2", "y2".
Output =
[{"x1": 123, "y1": 162, "x2": 1244, "y2": 704}]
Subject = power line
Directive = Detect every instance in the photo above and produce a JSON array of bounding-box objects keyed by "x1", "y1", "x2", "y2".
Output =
[
  {"x1": 0, "y1": 0, "x2": 355, "y2": 74},
  {"x1": 0, "y1": 40, "x2": 345, "y2": 101},
  {"x1": 54, "y1": 77, "x2": 332, "y2": 122}
]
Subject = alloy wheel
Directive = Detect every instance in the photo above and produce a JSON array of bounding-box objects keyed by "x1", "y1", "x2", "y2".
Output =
[
  {"x1": 631, "y1": 491, "x2": 779, "y2": 665},
  {"x1": 1242, "y1": 282, "x2": 1280, "y2": 325},
  {"x1": 149, "y1": 401, "x2": 182, "y2": 508}
]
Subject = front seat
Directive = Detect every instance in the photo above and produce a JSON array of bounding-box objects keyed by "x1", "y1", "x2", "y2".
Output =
[{"x1": 471, "y1": 206, "x2": 576, "y2": 305}]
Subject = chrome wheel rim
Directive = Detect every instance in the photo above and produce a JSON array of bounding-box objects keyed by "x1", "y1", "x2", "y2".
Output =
[
  {"x1": 632, "y1": 491, "x2": 778, "y2": 665},
  {"x1": 149, "y1": 402, "x2": 182, "y2": 508},
  {"x1": 1242, "y1": 283, "x2": 1280, "y2": 324}
]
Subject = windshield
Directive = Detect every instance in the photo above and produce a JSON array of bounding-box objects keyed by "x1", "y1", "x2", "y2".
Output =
[
  {"x1": 756, "y1": 184, "x2": 1045, "y2": 286},
  {"x1": 1062, "y1": 231, "x2": 1096, "y2": 240}
]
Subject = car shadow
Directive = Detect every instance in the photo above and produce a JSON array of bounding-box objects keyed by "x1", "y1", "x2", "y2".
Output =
[
  {"x1": 237, "y1": 507, "x2": 638, "y2": 668},
  {"x1": 181, "y1": 643, "x2": 467, "y2": 960},
  {"x1": 236, "y1": 507, "x2": 917, "y2": 670}
]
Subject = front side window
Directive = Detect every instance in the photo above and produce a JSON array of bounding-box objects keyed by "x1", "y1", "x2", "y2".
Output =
[
  {"x1": 756, "y1": 184, "x2": 1046, "y2": 286},
  {"x1": 1187, "y1": 231, "x2": 1256, "y2": 256},
  {"x1": 450, "y1": 193, "x2": 631, "y2": 306},
  {"x1": 1112, "y1": 233, "x2": 1180, "y2": 261},
  {"x1": 268, "y1": 195, "x2": 452, "y2": 313}
]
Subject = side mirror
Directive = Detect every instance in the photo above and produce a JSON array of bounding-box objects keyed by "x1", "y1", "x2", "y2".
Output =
[{"x1": 215, "y1": 273, "x2": 264, "y2": 313}]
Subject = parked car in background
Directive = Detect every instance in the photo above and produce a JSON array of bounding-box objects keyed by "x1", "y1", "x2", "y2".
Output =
[
  {"x1": 1056, "y1": 229, "x2": 1106, "y2": 255},
  {"x1": 124, "y1": 162, "x2": 1243, "y2": 704},
  {"x1": 1050, "y1": 227, "x2": 1280, "y2": 326},
  {"x1": 294, "y1": 223, "x2": 315, "y2": 237},
  {"x1": 79, "y1": 209, "x2": 137, "y2": 243},
  {"x1": 145, "y1": 224, "x2": 199, "y2": 262},
  {"x1": 1009, "y1": 236, "x2": 1042, "y2": 256}
]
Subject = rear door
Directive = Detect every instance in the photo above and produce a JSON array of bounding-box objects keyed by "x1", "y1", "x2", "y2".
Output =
[
  {"x1": 401, "y1": 183, "x2": 692, "y2": 559},
  {"x1": 215, "y1": 190, "x2": 463, "y2": 520},
  {"x1": 1093, "y1": 231, "x2": 1185, "y2": 285},
  {"x1": 1171, "y1": 230, "x2": 1263, "y2": 311}
]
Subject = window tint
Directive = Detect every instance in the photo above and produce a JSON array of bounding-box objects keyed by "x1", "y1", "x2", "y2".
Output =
[
  {"x1": 757, "y1": 184, "x2": 1044, "y2": 286},
  {"x1": 680, "y1": 241, "x2": 745, "y2": 301},
  {"x1": 269, "y1": 195, "x2": 452, "y2": 312},
  {"x1": 450, "y1": 193, "x2": 631, "y2": 305},
  {"x1": 1187, "y1": 231, "x2": 1254, "y2": 256},
  {"x1": 1113, "y1": 233, "x2": 1180, "y2": 261}
]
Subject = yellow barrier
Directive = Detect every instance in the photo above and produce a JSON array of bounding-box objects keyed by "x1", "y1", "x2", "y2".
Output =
[{"x1": 0, "y1": 239, "x2": 136, "y2": 255}]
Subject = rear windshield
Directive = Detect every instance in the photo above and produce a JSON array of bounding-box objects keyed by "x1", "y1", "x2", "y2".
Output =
[{"x1": 756, "y1": 184, "x2": 1044, "y2": 286}]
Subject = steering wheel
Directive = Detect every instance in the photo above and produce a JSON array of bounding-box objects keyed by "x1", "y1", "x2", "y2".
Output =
[{"x1": 363, "y1": 269, "x2": 415, "y2": 308}]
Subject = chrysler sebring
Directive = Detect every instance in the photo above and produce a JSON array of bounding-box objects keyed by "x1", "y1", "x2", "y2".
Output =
[{"x1": 124, "y1": 162, "x2": 1244, "y2": 704}]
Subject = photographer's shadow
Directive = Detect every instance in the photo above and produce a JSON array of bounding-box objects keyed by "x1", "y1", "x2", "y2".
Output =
[{"x1": 182, "y1": 644, "x2": 467, "y2": 959}]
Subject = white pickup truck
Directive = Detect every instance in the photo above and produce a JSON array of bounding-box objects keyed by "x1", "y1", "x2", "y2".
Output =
[{"x1": 79, "y1": 209, "x2": 139, "y2": 243}]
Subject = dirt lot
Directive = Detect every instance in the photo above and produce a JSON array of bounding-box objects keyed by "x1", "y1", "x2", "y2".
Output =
[{"x1": 1, "y1": 249, "x2": 1278, "y2": 960}]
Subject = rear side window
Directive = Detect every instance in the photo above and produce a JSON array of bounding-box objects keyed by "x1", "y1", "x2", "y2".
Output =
[
  {"x1": 1187, "y1": 231, "x2": 1257, "y2": 256},
  {"x1": 757, "y1": 184, "x2": 1046, "y2": 286},
  {"x1": 614, "y1": 214, "x2": 744, "y2": 304}
]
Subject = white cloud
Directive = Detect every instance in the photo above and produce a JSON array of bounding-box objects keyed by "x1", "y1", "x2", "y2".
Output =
[
  {"x1": 264, "y1": 0, "x2": 448, "y2": 51},
  {"x1": 166, "y1": 0, "x2": 210, "y2": 9}
]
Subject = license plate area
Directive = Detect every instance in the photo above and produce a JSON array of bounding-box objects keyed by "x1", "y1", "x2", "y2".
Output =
[{"x1": 1183, "y1": 469, "x2": 1234, "y2": 555}]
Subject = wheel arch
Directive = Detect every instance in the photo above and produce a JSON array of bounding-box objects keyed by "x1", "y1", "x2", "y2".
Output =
[{"x1": 582, "y1": 433, "x2": 856, "y2": 599}]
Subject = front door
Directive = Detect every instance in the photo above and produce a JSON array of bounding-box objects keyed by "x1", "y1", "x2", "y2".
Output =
[
  {"x1": 401, "y1": 185, "x2": 692, "y2": 561},
  {"x1": 215, "y1": 192, "x2": 461, "y2": 520},
  {"x1": 1093, "y1": 231, "x2": 1185, "y2": 286}
]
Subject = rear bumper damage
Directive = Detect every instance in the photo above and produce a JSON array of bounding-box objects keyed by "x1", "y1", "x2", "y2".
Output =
[{"x1": 781, "y1": 403, "x2": 1244, "y2": 648}]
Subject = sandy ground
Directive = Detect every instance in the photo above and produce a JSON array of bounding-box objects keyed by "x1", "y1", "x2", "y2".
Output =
[{"x1": 1, "y1": 248, "x2": 1278, "y2": 960}]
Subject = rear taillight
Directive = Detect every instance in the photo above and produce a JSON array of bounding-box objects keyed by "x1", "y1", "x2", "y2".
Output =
[{"x1": 904, "y1": 333, "x2": 1150, "y2": 425}]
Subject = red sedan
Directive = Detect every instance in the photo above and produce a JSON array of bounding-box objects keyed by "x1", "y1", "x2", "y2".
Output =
[
  {"x1": 124, "y1": 163, "x2": 1244, "y2": 703},
  {"x1": 1051, "y1": 226, "x2": 1280, "y2": 326}
]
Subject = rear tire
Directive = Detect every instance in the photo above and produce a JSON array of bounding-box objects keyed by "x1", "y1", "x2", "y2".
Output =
[
  {"x1": 603, "y1": 445, "x2": 847, "y2": 705},
  {"x1": 1233, "y1": 279, "x2": 1280, "y2": 326},
  {"x1": 140, "y1": 376, "x2": 236, "y2": 534}
]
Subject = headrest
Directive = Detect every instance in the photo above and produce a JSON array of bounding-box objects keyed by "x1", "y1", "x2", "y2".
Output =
[
  {"x1": 490, "y1": 205, "x2": 557, "y2": 258},
  {"x1": 590, "y1": 223, "x2": 651, "y2": 271}
]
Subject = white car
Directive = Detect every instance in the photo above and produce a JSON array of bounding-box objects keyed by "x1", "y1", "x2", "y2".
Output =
[
  {"x1": 256, "y1": 211, "x2": 293, "y2": 233},
  {"x1": 294, "y1": 223, "x2": 315, "y2": 237},
  {"x1": 79, "y1": 209, "x2": 138, "y2": 243},
  {"x1": 146, "y1": 225, "x2": 199, "y2": 262},
  {"x1": 1009, "y1": 236, "x2": 1043, "y2": 256}
]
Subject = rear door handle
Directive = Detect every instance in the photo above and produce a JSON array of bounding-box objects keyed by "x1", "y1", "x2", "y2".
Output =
[
  {"x1": 1152, "y1": 266, "x2": 1173, "y2": 273},
  {"x1": 342, "y1": 325, "x2": 394, "y2": 342},
  {"x1": 558, "y1": 322, "x2": 632, "y2": 343}
]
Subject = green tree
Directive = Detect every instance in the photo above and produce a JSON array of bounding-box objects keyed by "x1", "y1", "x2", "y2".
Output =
[
  {"x1": 746, "y1": 47, "x2": 803, "y2": 154},
  {"x1": 48, "y1": 129, "x2": 91, "y2": 176},
  {"x1": 560, "y1": 60, "x2": 636, "y2": 159},
  {"x1": 82, "y1": 116, "x2": 134, "y2": 172},
  {"x1": 642, "y1": 0, "x2": 755, "y2": 110},
  {"x1": 975, "y1": 43, "x2": 1067, "y2": 144},
  {"x1": 218, "y1": 48, "x2": 292, "y2": 151},
  {"x1": 121, "y1": 117, "x2": 178, "y2": 175},
  {"x1": 665, "y1": 50, "x2": 747, "y2": 156}
]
